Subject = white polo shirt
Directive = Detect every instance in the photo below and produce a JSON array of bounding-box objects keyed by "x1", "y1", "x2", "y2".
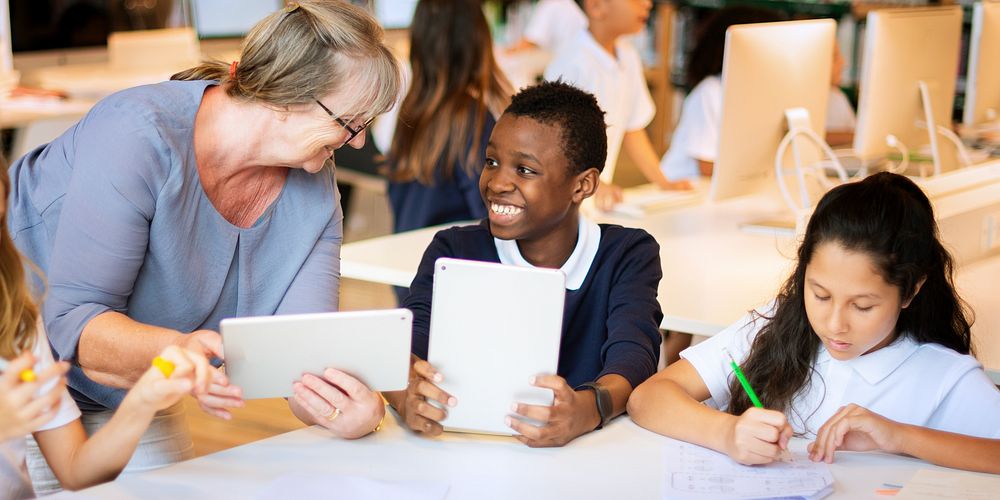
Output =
[
  {"x1": 1, "y1": 325, "x2": 81, "y2": 500},
  {"x1": 682, "y1": 306, "x2": 1000, "y2": 439},
  {"x1": 523, "y1": 0, "x2": 588, "y2": 54},
  {"x1": 494, "y1": 216, "x2": 600, "y2": 291},
  {"x1": 544, "y1": 30, "x2": 655, "y2": 183},
  {"x1": 659, "y1": 76, "x2": 722, "y2": 181}
]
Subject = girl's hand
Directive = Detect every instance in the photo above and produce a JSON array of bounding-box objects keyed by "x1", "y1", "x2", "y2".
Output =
[
  {"x1": 292, "y1": 368, "x2": 385, "y2": 439},
  {"x1": 176, "y1": 330, "x2": 244, "y2": 420},
  {"x1": 594, "y1": 181, "x2": 623, "y2": 212},
  {"x1": 725, "y1": 407, "x2": 794, "y2": 465},
  {"x1": 808, "y1": 404, "x2": 904, "y2": 463},
  {"x1": 509, "y1": 375, "x2": 597, "y2": 448},
  {"x1": 0, "y1": 353, "x2": 68, "y2": 440},
  {"x1": 128, "y1": 345, "x2": 214, "y2": 414},
  {"x1": 398, "y1": 359, "x2": 455, "y2": 437}
]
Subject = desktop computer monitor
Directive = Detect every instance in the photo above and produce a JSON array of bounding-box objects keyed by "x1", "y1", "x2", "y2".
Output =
[
  {"x1": 964, "y1": 1, "x2": 1000, "y2": 129},
  {"x1": 710, "y1": 19, "x2": 836, "y2": 204},
  {"x1": 191, "y1": 0, "x2": 283, "y2": 39},
  {"x1": 374, "y1": 0, "x2": 419, "y2": 29},
  {"x1": 853, "y1": 6, "x2": 963, "y2": 174}
]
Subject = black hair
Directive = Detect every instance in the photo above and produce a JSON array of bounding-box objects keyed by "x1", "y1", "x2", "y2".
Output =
[
  {"x1": 503, "y1": 80, "x2": 607, "y2": 175},
  {"x1": 685, "y1": 5, "x2": 786, "y2": 90},
  {"x1": 728, "y1": 172, "x2": 973, "y2": 421}
]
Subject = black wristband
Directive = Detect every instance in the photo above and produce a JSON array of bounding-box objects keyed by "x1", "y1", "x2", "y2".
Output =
[{"x1": 576, "y1": 381, "x2": 612, "y2": 430}]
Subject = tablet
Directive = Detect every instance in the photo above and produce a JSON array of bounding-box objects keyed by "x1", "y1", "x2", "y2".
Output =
[
  {"x1": 220, "y1": 309, "x2": 412, "y2": 399},
  {"x1": 427, "y1": 258, "x2": 565, "y2": 435}
]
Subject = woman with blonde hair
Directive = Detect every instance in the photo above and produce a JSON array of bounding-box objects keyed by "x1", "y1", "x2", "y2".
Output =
[
  {"x1": 6, "y1": 1, "x2": 400, "y2": 492},
  {"x1": 387, "y1": 0, "x2": 512, "y2": 236}
]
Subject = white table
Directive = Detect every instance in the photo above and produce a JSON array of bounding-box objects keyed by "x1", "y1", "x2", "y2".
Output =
[{"x1": 66, "y1": 414, "x2": 975, "y2": 499}]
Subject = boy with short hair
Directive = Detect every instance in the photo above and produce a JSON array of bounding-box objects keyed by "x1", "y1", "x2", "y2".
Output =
[
  {"x1": 544, "y1": 0, "x2": 689, "y2": 210},
  {"x1": 386, "y1": 81, "x2": 663, "y2": 447}
]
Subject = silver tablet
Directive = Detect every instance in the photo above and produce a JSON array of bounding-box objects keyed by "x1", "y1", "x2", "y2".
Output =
[
  {"x1": 427, "y1": 258, "x2": 565, "y2": 435},
  {"x1": 221, "y1": 309, "x2": 412, "y2": 399}
]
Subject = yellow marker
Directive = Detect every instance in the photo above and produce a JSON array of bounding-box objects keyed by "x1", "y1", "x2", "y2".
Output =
[
  {"x1": 152, "y1": 356, "x2": 175, "y2": 378},
  {"x1": 0, "y1": 358, "x2": 36, "y2": 382}
]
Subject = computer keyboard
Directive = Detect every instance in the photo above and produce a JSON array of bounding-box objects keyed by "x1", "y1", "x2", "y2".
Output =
[{"x1": 607, "y1": 183, "x2": 705, "y2": 218}]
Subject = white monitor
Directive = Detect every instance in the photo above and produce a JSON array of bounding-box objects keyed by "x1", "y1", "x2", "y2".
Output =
[
  {"x1": 964, "y1": 1, "x2": 1000, "y2": 129},
  {"x1": 853, "y1": 7, "x2": 963, "y2": 174},
  {"x1": 191, "y1": 0, "x2": 282, "y2": 38},
  {"x1": 710, "y1": 19, "x2": 836, "y2": 205},
  {"x1": 374, "y1": 0, "x2": 419, "y2": 29}
]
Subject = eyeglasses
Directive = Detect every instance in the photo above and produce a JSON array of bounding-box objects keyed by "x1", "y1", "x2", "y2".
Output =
[{"x1": 314, "y1": 99, "x2": 374, "y2": 146}]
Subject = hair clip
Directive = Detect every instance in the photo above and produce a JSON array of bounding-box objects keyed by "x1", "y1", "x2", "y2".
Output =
[
  {"x1": 229, "y1": 60, "x2": 239, "y2": 79},
  {"x1": 285, "y1": 2, "x2": 300, "y2": 13}
]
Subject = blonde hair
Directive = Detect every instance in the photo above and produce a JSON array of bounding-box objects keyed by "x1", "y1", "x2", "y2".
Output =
[
  {"x1": 173, "y1": 0, "x2": 400, "y2": 117},
  {"x1": 389, "y1": 0, "x2": 512, "y2": 184},
  {"x1": 0, "y1": 162, "x2": 39, "y2": 358}
]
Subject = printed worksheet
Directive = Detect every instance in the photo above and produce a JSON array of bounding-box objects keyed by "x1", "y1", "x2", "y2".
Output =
[{"x1": 663, "y1": 439, "x2": 834, "y2": 499}]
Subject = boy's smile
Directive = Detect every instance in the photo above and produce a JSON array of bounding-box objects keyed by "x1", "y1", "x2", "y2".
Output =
[{"x1": 480, "y1": 114, "x2": 596, "y2": 269}]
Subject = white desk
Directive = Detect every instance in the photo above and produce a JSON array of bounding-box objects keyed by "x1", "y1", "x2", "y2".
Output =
[{"x1": 66, "y1": 414, "x2": 977, "y2": 499}]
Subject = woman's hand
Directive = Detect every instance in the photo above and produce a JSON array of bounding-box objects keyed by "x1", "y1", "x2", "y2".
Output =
[
  {"x1": 123, "y1": 345, "x2": 214, "y2": 415},
  {"x1": 724, "y1": 407, "x2": 793, "y2": 465},
  {"x1": 175, "y1": 329, "x2": 244, "y2": 419},
  {"x1": 508, "y1": 375, "x2": 598, "y2": 448},
  {"x1": 398, "y1": 359, "x2": 455, "y2": 437},
  {"x1": 0, "y1": 353, "x2": 68, "y2": 440},
  {"x1": 808, "y1": 404, "x2": 904, "y2": 463},
  {"x1": 292, "y1": 368, "x2": 385, "y2": 439}
]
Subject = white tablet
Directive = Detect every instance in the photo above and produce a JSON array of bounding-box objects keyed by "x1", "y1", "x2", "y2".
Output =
[
  {"x1": 427, "y1": 258, "x2": 565, "y2": 435},
  {"x1": 220, "y1": 309, "x2": 412, "y2": 399}
]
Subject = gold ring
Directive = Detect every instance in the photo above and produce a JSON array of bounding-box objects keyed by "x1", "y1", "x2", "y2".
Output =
[{"x1": 325, "y1": 407, "x2": 341, "y2": 422}]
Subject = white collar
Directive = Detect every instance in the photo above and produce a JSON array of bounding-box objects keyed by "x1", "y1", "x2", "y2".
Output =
[
  {"x1": 577, "y1": 30, "x2": 625, "y2": 71},
  {"x1": 816, "y1": 335, "x2": 921, "y2": 385},
  {"x1": 494, "y1": 217, "x2": 601, "y2": 291}
]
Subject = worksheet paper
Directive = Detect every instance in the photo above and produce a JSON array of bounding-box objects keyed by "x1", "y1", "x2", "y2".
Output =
[
  {"x1": 663, "y1": 439, "x2": 834, "y2": 499},
  {"x1": 896, "y1": 468, "x2": 1000, "y2": 499}
]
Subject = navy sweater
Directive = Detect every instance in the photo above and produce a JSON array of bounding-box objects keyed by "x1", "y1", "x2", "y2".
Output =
[
  {"x1": 404, "y1": 221, "x2": 664, "y2": 388},
  {"x1": 387, "y1": 112, "x2": 494, "y2": 233}
]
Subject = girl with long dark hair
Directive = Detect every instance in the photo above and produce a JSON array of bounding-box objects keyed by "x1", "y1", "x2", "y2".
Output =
[{"x1": 628, "y1": 172, "x2": 1000, "y2": 473}]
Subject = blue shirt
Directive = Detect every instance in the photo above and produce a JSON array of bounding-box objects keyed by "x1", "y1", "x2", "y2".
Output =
[
  {"x1": 404, "y1": 222, "x2": 663, "y2": 389},
  {"x1": 7, "y1": 80, "x2": 343, "y2": 410},
  {"x1": 386, "y1": 111, "x2": 493, "y2": 233}
]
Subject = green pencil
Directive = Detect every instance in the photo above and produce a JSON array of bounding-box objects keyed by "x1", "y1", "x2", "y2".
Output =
[{"x1": 723, "y1": 348, "x2": 762, "y2": 408}]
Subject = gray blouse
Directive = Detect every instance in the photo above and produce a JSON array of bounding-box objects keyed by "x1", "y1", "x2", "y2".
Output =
[{"x1": 7, "y1": 80, "x2": 343, "y2": 410}]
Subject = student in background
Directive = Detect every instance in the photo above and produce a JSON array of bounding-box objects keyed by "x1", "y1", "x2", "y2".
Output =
[
  {"x1": 507, "y1": 0, "x2": 588, "y2": 55},
  {"x1": 387, "y1": 81, "x2": 663, "y2": 447},
  {"x1": 387, "y1": 0, "x2": 513, "y2": 236},
  {"x1": 0, "y1": 164, "x2": 213, "y2": 499},
  {"x1": 660, "y1": 7, "x2": 855, "y2": 182},
  {"x1": 544, "y1": 0, "x2": 691, "y2": 212},
  {"x1": 628, "y1": 173, "x2": 1000, "y2": 473}
]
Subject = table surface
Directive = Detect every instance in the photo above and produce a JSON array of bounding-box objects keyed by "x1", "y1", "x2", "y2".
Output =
[{"x1": 66, "y1": 413, "x2": 983, "y2": 500}]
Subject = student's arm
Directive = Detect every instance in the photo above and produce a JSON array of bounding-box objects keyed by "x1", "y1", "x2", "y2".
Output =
[
  {"x1": 698, "y1": 160, "x2": 714, "y2": 177},
  {"x1": 628, "y1": 360, "x2": 791, "y2": 465},
  {"x1": 33, "y1": 346, "x2": 210, "y2": 490},
  {"x1": 621, "y1": 130, "x2": 692, "y2": 190},
  {"x1": 808, "y1": 403, "x2": 1000, "y2": 473}
]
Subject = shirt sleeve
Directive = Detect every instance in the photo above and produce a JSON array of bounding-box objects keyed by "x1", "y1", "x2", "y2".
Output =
[
  {"x1": 925, "y1": 360, "x2": 1000, "y2": 439},
  {"x1": 275, "y1": 185, "x2": 344, "y2": 314},
  {"x1": 523, "y1": 2, "x2": 557, "y2": 50},
  {"x1": 42, "y1": 109, "x2": 168, "y2": 362},
  {"x1": 33, "y1": 324, "x2": 81, "y2": 431},
  {"x1": 683, "y1": 78, "x2": 722, "y2": 162},
  {"x1": 595, "y1": 231, "x2": 663, "y2": 388},
  {"x1": 680, "y1": 309, "x2": 765, "y2": 410},
  {"x1": 625, "y1": 47, "x2": 656, "y2": 132},
  {"x1": 402, "y1": 230, "x2": 455, "y2": 360}
]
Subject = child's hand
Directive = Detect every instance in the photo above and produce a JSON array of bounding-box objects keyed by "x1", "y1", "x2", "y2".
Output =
[
  {"x1": 127, "y1": 345, "x2": 213, "y2": 414},
  {"x1": 725, "y1": 407, "x2": 793, "y2": 465},
  {"x1": 0, "y1": 353, "x2": 68, "y2": 440},
  {"x1": 291, "y1": 368, "x2": 385, "y2": 439},
  {"x1": 594, "y1": 181, "x2": 623, "y2": 212},
  {"x1": 808, "y1": 404, "x2": 904, "y2": 463},
  {"x1": 508, "y1": 375, "x2": 595, "y2": 448},
  {"x1": 399, "y1": 359, "x2": 455, "y2": 437},
  {"x1": 176, "y1": 330, "x2": 244, "y2": 420},
  {"x1": 659, "y1": 179, "x2": 693, "y2": 191}
]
